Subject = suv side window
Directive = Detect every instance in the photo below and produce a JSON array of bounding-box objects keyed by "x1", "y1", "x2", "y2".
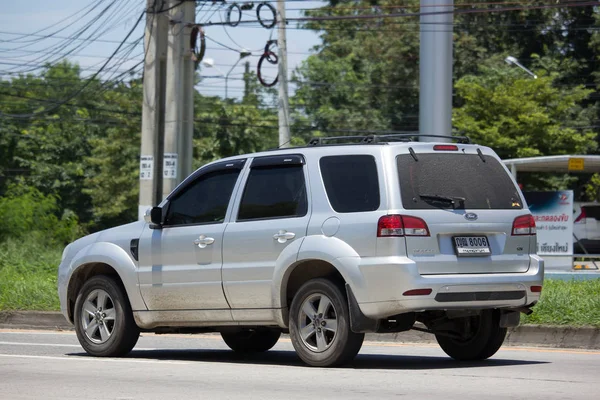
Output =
[
  {"x1": 237, "y1": 165, "x2": 308, "y2": 221},
  {"x1": 164, "y1": 169, "x2": 241, "y2": 226},
  {"x1": 320, "y1": 155, "x2": 380, "y2": 213}
]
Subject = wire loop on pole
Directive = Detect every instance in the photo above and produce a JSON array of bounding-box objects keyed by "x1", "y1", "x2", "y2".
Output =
[
  {"x1": 257, "y1": 2, "x2": 277, "y2": 29},
  {"x1": 190, "y1": 26, "x2": 206, "y2": 70},
  {"x1": 257, "y1": 39, "x2": 278, "y2": 87},
  {"x1": 226, "y1": 3, "x2": 242, "y2": 27}
]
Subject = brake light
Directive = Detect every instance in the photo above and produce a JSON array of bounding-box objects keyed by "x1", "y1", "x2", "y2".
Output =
[
  {"x1": 575, "y1": 207, "x2": 586, "y2": 223},
  {"x1": 377, "y1": 215, "x2": 430, "y2": 237},
  {"x1": 433, "y1": 144, "x2": 458, "y2": 151},
  {"x1": 512, "y1": 214, "x2": 536, "y2": 236},
  {"x1": 531, "y1": 285, "x2": 542, "y2": 293}
]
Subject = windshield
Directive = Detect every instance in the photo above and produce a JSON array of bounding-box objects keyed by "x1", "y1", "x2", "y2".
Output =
[{"x1": 397, "y1": 153, "x2": 523, "y2": 210}]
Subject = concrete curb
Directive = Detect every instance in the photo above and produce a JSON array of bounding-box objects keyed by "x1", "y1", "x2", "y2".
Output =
[
  {"x1": 0, "y1": 311, "x2": 72, "y2": 331},
  {"x1": 1, "y1": 311, "x2": 599, "y2": 349}
]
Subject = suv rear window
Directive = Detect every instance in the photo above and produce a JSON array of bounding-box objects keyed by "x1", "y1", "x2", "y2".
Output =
[
  {"x1": 397, "y1": 153, "x2": 522, "y2": 210},
  {"x1": 320, "y1": 155, "x2": 380, "y2": 213}
]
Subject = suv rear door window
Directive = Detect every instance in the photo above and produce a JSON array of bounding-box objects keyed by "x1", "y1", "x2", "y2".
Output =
[
  {"x1": 320, "y1": 155, "x2": 380, "y2": 213},
  {"x1": 397, "y1": 153, "x2": 522, "y2": 210},
  {"x1": 237, "y1": 165, "x2": 308, "y2": 221}
]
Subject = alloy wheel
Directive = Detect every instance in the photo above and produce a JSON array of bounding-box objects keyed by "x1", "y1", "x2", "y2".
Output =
[
  {"x1": 298, "y1": 293, "x2": 338, "y2": 352},
  {"x1": 80, "y1": 289, "x2": 116, "y2": 344}
]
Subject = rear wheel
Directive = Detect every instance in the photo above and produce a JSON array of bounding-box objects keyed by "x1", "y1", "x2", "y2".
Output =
[
  {"x1": 221, "y1": 329, "x2": 281, "y2": 353},
  {"x1": 74, "y1": 275, "x2": 139, "y2": 357},
  {"x1": 289, "y1": 278, "x2": 364, "y2": 367},
  {"x1": 435, "y1": 309, "x2": 506, "y2": 361}
]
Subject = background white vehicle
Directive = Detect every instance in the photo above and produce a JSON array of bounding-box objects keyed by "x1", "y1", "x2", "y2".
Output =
[{"x1": 573, "y1": 203, "x2": 600, "y2": 254}]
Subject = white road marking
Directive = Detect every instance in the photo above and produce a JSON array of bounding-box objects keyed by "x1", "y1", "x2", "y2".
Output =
[
  {"x1": 0, "y1": 330, "x2": 74, "y2": 335},
  {"x1": 0, "y1": 341, "x2": 160, "y2": 351},
  {"x1": 0, "y1": 341, "x2": 80, "y2": 348},
  {"x1": 0, "y1": 353, "x2": 189, "y2": 365}
]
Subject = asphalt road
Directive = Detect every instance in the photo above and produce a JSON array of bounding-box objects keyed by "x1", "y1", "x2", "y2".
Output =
[{"x1": 1, "y1": 330, "x2": 599, "y2": 400}]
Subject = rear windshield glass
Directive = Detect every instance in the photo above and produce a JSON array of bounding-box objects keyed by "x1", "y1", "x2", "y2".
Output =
[{"x1": 397, "y1": 153, "x2": 523, "y2": 210}]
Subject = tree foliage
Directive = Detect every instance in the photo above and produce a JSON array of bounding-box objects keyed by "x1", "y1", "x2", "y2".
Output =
[
  {"x1": 0, "y1": 63, "x2": 278, "y2": 231},
  {"x1": 453, "y1": 67, "x2": 596, "y2": 159}
]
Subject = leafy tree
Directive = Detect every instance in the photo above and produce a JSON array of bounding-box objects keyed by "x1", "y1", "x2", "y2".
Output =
[
  {"x1": 293, "y1": 0, "x2": 600, "y2": 143},
  {"x1": 82, "y1": 79, "x2": 143, "y2": 230},
  {"x1": 453, "y1": 67, "x2": 596, "y2": 159}
]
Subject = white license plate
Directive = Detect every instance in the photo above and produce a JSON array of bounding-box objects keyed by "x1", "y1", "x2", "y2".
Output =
[{"x1": 453, "y1": 236, "x2": 491, "y2": 256}]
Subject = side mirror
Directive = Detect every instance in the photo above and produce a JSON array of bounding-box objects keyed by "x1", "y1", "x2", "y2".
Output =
[
  {"x1": 143, "y1": 208, "x2": 153, "y2": 224},
  {"x1": 150, "y1": 207, "x2": 163, "y2": 226}
]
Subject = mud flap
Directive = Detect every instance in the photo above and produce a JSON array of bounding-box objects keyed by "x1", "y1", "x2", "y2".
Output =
[{"x1": 345, "y1": 284, "x2": 380, "y2": 333}]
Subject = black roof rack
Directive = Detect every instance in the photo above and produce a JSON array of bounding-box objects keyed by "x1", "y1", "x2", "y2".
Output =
[{"x1": 307, "y1": 134, "x2": 471, "y2": 146}]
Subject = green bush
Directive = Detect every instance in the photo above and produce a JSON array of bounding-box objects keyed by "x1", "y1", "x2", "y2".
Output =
[{"x1": 0, "y1": 184, "x2": 83, "y2": 245}]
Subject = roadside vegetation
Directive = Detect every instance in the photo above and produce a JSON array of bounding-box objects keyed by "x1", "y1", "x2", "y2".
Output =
[
  {"x1": 0, "y1": 186, "x2": 80, "y2": 311},
  {"x1": 522, "y1": 279, "x2": 600, "y2": 327}
]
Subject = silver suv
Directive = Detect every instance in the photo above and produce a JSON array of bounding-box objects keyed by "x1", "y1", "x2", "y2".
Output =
[{"x1": 58, "y1": 135, "x2": 544, "y2": 367}]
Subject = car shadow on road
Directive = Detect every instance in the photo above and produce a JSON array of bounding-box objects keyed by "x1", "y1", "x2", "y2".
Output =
[{"x1": 68, "y1": 349, "x2": 548, "y2": 370}]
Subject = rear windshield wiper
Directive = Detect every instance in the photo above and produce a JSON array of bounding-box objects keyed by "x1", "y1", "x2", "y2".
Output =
[{"x1": 419, "y1": 193, "x2": 466, "y2": 209}]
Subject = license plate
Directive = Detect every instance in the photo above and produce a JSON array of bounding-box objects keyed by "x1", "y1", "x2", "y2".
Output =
[{"x1": 453, "y1": 236, "x2": 491, "y2": 256}]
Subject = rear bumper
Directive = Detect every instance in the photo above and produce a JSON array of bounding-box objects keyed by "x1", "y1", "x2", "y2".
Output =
[{"x1": 345, "y1": 254, "x2": 544, "y2": 319}]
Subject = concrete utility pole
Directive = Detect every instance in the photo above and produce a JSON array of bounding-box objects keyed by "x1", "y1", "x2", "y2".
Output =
[
  {"x1": 419, "y1": 0, "x2": 454, "y2": 141},
  {"x1": 139, "y1": 0, "x2": 168, "y2": 220},
  {"x1": 163, "y1": 0, "x2": 195, "y2": 198},
  {"x1": 277, "y1": 0, "x2": 291, "y2": 148}
]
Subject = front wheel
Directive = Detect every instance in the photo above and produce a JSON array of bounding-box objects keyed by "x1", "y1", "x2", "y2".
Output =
[
  {"x1": 289, "y1": 278, "x2": 364, "y2": 367},
  {"x1": 221, "y1": 329, "x2": 281, "y2": 353},
  {"x1": 435, "y1": 309, "x2": 507, "y2": 361},
  {"x1": 74, "y1": 275, "x2": 140, "y2": 357}
]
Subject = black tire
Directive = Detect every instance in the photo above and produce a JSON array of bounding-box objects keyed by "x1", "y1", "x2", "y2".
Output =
[
  {"x1": 73, "y1": 275, "x2": 140, "y2": 357},
  {"x1": 221, "y1": 328, "x2": 281, "y2": 353},
  {"x1": 435, "y1": 309, "x2": 507, "y2": 361},
  {"x1": 289, "y1": 278, "x2": 364, "y2": 367}
]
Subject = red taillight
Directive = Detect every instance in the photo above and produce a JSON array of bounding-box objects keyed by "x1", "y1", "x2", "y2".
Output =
[
  {"x1": 433, "y1": 144, "x2": 458, "y2": 151},
  {"x1": 377, "y1": 215, "x2": 430, "y2": 237},
  {"x1": 531, "y1": 285, "x2": 543, "y2": 293},
  {"x1": 512, "y1": 214, "x2": 536, "y2": 236},
  {"x1": 575, "y1": 207, "x2": 587, "y2": 223},
  {"x1": 403, "y1": 288, "x2": 433, "y2": 296}
]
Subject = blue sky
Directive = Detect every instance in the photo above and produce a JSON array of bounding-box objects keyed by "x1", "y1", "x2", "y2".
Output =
[{"x1": 0, "y1": 0, "x2": 323, "y2": 99}]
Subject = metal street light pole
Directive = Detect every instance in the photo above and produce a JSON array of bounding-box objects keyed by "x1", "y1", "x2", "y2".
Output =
[
  {"x1": 202, "y1": 52, "x2": 250, "y2": 100},
  {"x1": 505, "y1": 56, "x2": 538, "y2": 79}
]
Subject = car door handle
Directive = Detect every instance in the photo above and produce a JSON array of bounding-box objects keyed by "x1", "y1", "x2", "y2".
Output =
[
  {"x1": 193, "y1": 235, "x2": 215, "y2": 248},
  {"x1": 273, "y1": 230, "x2": 296, "y2": 243}
]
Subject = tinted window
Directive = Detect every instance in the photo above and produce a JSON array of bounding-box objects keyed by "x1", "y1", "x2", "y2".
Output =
[
  {"x1": 165, "y1": 169, "x2": 240, "y2": 226},
  {"x1": 583, "y1": 206, "x2": 600, "y2": 220},
  {"x1": 238, "y1": 165, "x2": 307, "y2": 221},
  {"x1": 397, "y1": 153, "x2": 522, "y2": 210},
  {"x1": 320, "y1": 155, "x2": 380, "y2": 213}
]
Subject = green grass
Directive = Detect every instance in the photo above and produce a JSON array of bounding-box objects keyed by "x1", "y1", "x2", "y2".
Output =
[
  {"x1": 0, "y1": 238, "x2": 599, "y2": 328},
  {"x1": 522, "y1": 279, "x2": 600, "y2": 327},
  {"x1": 0, "y1": 238, "x2": 61, "y2": 311}
]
